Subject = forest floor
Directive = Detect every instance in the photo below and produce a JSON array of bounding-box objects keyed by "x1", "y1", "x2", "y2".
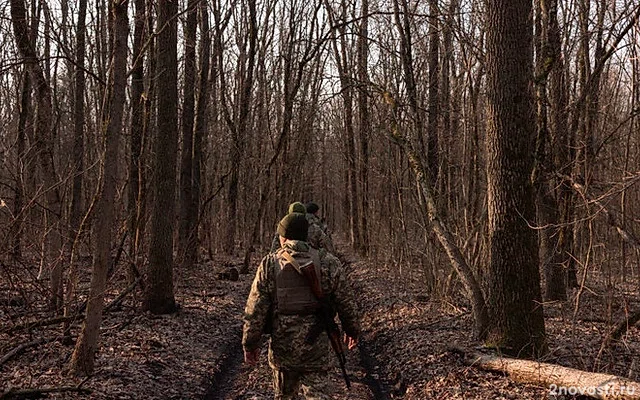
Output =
[{"x1": 1, "y1": 240, "x2": 640, "y2": 399}]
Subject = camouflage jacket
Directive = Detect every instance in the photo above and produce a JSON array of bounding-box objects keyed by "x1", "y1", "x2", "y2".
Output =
[
  {"x1": 305, "y1": 213, "x2": 336, "y2": 254},
  {"x1": 243, "y1": 240, "x2": 360, "y2": 371}
]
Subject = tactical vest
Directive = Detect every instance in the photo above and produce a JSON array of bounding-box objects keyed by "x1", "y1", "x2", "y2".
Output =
[{"x1": 274, "y1": 247, "x2": 322, "y2": 315}]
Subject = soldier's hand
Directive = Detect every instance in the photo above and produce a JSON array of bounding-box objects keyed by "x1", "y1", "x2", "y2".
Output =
[
  {"x1": 244, "y1": 348, "x2": 260, "y2": 366},
  {"x1": 343, "y1": 334, "x2": 358, "y2": 350}
]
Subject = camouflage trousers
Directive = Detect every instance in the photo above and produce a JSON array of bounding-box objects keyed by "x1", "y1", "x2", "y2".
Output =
[{"x1": 272, "y1": 369, "x2": 331, "y2": 400}]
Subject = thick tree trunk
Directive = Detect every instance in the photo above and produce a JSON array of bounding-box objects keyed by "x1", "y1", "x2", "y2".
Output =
[
  {"x1": 485, "y1": 0, "x2": 546, "y2": 357},
  {"x1": 145, "y1": 0, "x2": 179, "y2": 314},
  {"x1": 70, "y1": 0, "x2": 128, "y2": 376}
]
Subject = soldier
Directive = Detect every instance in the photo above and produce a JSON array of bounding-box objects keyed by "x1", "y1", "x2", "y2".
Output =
[
  {"x1": 305, "y1": 202, "x2": 336, "y2": 254},
  {"x1": 270, "y1": 202, "x2": 307, "y2": 252},
  {"x1": 243, "y1": 213, "x2": 360, "y2": 400}
]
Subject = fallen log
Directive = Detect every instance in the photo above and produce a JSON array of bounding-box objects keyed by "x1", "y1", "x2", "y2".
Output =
[{"x1": 451, "y1": 346, "x2": 640, "y2": 399}]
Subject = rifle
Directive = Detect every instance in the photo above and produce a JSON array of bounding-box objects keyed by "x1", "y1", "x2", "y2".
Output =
[{"x1": 281, "y1": 252, "x2": 351, "y2": 389}]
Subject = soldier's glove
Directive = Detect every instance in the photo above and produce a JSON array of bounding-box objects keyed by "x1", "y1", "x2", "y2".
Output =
[{"x1": 244, "y1": 348, "x2": 260, "y2": 366}]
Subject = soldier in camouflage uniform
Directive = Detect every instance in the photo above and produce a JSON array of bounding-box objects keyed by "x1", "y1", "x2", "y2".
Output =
[
  {"x1": 304, "y1": 202, "x2": 336, "y2": 254},
  {"x1": 243, "y1": 213, "x2": 360, "y2": 400},
  {"x1": 270, "y1": 202, "x2": 307, "y2": 252}
]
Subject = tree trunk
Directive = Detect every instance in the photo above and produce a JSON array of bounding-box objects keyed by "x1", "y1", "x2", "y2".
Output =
[
  {"x1": 145, "y1": 0, "x2": 179, "y2": 314},
  {"x1": 127, "y1": 0, "x2": 146, "y2": 285},
  {"x1": 485, "y1": 0, "x2": 546, "y2": 357},
  {"x1": 427, "y1": 0, "x2": 440, "y2": 189},
  {"x1": 536, "y1": 0, "x2": 567, "y2": 301},
  {"x1": 191, "y1": 0, "x2": 211, "y2": 267},
  {"x1": 178, "y1": 0, "x2": 198, "y2": 268},
  {"x1": 63, "y1": 0, "x2": 89, "y2": 343},
  {"x1": 10, "y1": 0, "x2": 64, "y2": 314},
  {"x1": 441, "y1": 0, "x2": 457, "y2": 213},
  {"x1": 224, "y1": 0, "x2": 257, "y2": 256},
  {"x1": 70, "y1": 0, "x2": 128, "y2": 376},
  {"x1": 331, "y1": 0, "x2": 361, "y2": 251},
  {"x1": 11, "y1": 69, "x2": 31, "y2": 259},
  {"x1": 357, "y1": 0, "x2": 370, "y2": 255},
  {"x1": 69, "y1": 0, "x2": 87, "y2": 247},
  {"x1": 393, "y1": 0, "x2": 427, "y2": 159}
]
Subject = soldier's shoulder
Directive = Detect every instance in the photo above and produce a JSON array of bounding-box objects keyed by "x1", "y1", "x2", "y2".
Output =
[{"x1": 259, "y1": 252, "x2": 280, "y2": 273}]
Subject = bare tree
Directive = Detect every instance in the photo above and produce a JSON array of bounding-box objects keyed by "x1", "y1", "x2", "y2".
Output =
[
  {"x1": 178, "y1": 0, "x2": 199, "y2": 268},
  {"x1": 223, "y1": 0, "x2": 258, "y2": 255},
  {"x1": 70, "y1": 0, "x2": 129, "y2": 375},
  {"x1": 427, "y1": 0, "x2": 439, "y2": 188},
  {"x1": 127, "y1": 0, "x2": 147, "y2": 285},
  {"x1": 357, "y1": 0, "x2": 370, "y2": 255},
  {"x1": 189, "y1": 0, "x2": 211, "y2": 268},
  {"x1": 10, "y1": 0, "x2": 64, "y2": 313},
  {"x1": 325, "y1": 0, "x2": 361, "y2": 250}
]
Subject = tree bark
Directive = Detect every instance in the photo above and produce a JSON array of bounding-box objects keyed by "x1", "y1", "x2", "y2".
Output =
[
  {"x1": 485, "y1": 0, "x2": 546, "y2": 357},
  {"x1": 357, "y1": 0, "x2": 370, "y2": 255},
  {"x1": 69, "y1": 0, "x2": 87, "y2": 246},
  {"x1": 190, "y1": 0, "x2": 211, "y2": 267},
  {"x1": 70, "y1": 0, "x2": 128, "y2": 376},
  {"x1": 145, "y1": 0, "x2": 179, "y2": 314},
  {"x1": 11, "y1": 69, "x2": 31, "y2": 259},
  {"x1": 128, "y1": 0, "x2": 147, "y2": 285},
  {"x1": 178, "y1": 0, "x2": 198, "y2": 268},
  {"x1": 533, "y1": 0, "x2": 567, "y2": 302},
  {"x1": 427, "y1": 0, "x2": 440, "y2": 189}
]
